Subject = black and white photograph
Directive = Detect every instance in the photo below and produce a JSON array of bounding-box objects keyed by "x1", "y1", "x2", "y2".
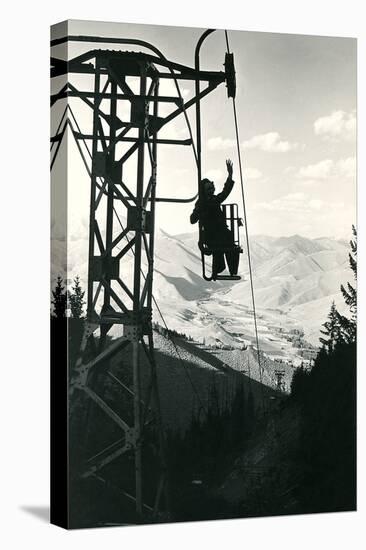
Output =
[
  {"x1": 2, "y1": 2, "x2": 365, "y2": 548},
  {"x1": 50, "y1": 18, "x2": 357, "y2": 528}
]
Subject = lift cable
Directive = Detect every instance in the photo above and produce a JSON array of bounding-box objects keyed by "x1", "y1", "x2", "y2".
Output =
[{"x1": 224, "y1": 30, "x2": 266, "y2": 410}]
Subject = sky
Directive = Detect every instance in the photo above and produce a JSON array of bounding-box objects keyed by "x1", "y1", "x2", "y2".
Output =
[{"x1": 51, "y1": 19, "x2": 357, "y2": 242}]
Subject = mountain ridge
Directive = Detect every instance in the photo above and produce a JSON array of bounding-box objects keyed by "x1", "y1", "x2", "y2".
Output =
[{"x1": 51, "y1": 230, "x2": 352, "y2": 352}]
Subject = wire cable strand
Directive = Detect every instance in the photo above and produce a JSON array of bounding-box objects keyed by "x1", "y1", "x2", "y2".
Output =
[{"x1": 224, "y1": 30, "x2": 266, "y2": 411}]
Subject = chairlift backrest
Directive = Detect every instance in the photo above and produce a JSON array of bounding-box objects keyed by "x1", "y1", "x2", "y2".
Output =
[
  {"x1": 199, "y1": 202, "x2": 242, "y2": 254},
  {"x1": 198, "y1": 202, "x2": 243, "y2": 281}
]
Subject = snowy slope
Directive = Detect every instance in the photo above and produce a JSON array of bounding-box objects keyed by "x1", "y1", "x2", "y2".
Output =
[{"x1": 51, "y1": 229, "x2": 352, "y2": 348}]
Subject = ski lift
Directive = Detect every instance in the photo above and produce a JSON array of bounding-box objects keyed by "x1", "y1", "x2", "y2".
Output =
[
  {"x1": 194, "y1": 31, "x2": 244, "y2": 282},
  {"x1": 199, "y1": 203, "x2": 243, "y2": 281},
  {"x1": 116, "y1": 29, "x2": 244, "y2": 283}
]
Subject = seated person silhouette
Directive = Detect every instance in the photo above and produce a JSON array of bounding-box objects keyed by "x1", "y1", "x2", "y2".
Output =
[{"x1": 190, "y1": 159, "x2": 240, "y2": 279}]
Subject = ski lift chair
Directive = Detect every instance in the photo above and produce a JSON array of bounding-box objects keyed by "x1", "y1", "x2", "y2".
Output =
[{"x1": 199, "y1": 203, "x2": 243, "y2": 281}]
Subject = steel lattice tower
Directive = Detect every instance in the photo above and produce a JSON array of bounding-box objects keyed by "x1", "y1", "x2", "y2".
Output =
[{"x1": 51, "y1": 32, "x2": 233, "y2": 521}]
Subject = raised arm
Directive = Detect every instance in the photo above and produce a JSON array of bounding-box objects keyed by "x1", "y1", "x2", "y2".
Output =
[{"x1": 216, "y1": 159, "x2": 234, "y2": 203}]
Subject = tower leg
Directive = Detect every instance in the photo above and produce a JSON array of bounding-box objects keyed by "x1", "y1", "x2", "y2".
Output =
[{"x1": 133, "y1": 339, "x2": 143, "y2": 516}]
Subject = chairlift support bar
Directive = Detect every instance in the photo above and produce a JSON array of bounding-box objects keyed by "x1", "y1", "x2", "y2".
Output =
[{"x1": 194, "y1": 32, "x2": 240, "y2": 281}]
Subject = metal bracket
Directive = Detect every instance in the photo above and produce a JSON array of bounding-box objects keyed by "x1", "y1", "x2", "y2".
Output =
[
  {"x1": 124, "y1": 323, "x2": 140, "y2": 342},
  {"x1": 94, "y1": 151, "x2": 106, "y2": 176},
  {"x1": 151, "y1": 161, "x2": 157, "y2": 184},
  {"x1": 224, "y1": 52, "x2": 236, "y2": 98},
  {"x1": 125, "y1": 428, "x2": 137, "y2": 449},
  {"x1": 122, "y1": 308, "x2": 152, "y2": 340},
  {"x1": 94, "y1": 151, "x2": 122, "y2": 183},
  {"x1": 92, "y1": 256, "x2": 120, "y2": 281},
  {"x1": 127, "y1": 206, "x2": 152, "y2": 233},
  {"x1": 131, "y1": 97, "x2": 149, "y2": 126},
  {"x1": 84, "y1": 321, "x2": 99, "y2": 338}
]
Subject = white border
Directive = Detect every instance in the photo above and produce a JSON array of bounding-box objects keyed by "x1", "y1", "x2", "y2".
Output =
[{"x1": 1, "y1": 1, "x2": 364, "y2": 549}]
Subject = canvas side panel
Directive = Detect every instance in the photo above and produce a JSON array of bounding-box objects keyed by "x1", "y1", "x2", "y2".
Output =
[{"x1": 50, "y1": 19, "x2": 69, "y2": 530}]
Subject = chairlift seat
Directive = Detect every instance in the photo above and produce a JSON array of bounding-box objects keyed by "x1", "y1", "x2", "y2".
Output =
[
  {"x1": 214, "y1": 275, "x2": 241, "y2": 281},
  {"x1": 199, "y1": 203, "x2": 243, "y2": 281}
]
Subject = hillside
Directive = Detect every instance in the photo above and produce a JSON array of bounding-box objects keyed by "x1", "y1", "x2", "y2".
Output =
[
  {"x1": 52, "y1": 228, "x2": 351, "y2": 359},
  {"x1": 103, "y1": 332, "x2": 279, "y2": 434}
]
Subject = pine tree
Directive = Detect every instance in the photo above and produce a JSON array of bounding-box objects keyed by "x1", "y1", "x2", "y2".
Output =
[
  {"x1": 51, "y1": 276, "x2": 67, "y2": 319},
  {"x1": 68, "y1": 276, "x2": 86, "y2": 319},
  {"x1": 291, "y1": 364, "x2": 309, "y2": 399},
  {"x1": 338, "y1": 225, "x2": 357, "y2": 343},
  {"x1": 319, "y1": 301, "x2": 343, "y2": 352}
]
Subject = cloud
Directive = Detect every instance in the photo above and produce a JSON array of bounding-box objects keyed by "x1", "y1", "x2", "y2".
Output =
[
  {"x1": 308, "y1": 199, "x2": 324, "y2": 210},
  {"x1": 337, "y1": 157, "x2": 356, "y2": 178},
  {"x1": 314, "y1": 110, "x2": 356, "y2": 141},
  {"x1": 242, "y1": 132, "x2": 299, "y2": 152},
  {"x1": 284, "y1": 166, "x2": 295, "y2": 174},
  {"x1": 204, "y1": 166, "x2": 262, "y2": 182},
  {"x1": 207, "y1": 137, "x2": 236, "y2": 151},
  {"x1": 244, "y1": 167, "x2": 263, "y2": 180},
  {"x1": 158, "y1": 120, "x2": 187, "y2": 140},
  {"x1": 205, "y1": 169, "x2": 224, "y2": 181},
  {"x1": 296, "y1": 179, "x2": 318, "y2": 187},
  {"x1": 254, "y1": 193, "x2": 345, "y2": 216},
  {"x1": 255, "y1": 192, "x2": 307, "y2": 213},
  {"x1": 208, "y1": 132, "x2": 300, "y2": 153},
  {"x1": 128, "y1": 77, "x2": 190, "y2": 99},
  {"x1": 297, "y1": 159, "x2": 333, "y2": 179},
  {"x1": 297, "y1": 157, "x2": 356, "y2": 180}
]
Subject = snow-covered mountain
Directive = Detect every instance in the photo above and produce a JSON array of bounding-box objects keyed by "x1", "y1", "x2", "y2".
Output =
[
  {"x1": 151, "y1": 230, "x2": 351, "y2": 347},
  {"x1": 52, "y1": 228, "x2": 352, "y2": 350}
]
